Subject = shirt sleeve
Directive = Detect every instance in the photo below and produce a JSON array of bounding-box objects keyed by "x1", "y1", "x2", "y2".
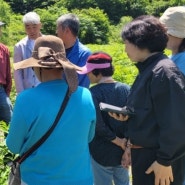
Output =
[
  {"x1": 151, "y1": 66, "x2": 185, "y2": 165},
  {"x1": 13, "y1": 45, "x2": 24, "y2": 93}
]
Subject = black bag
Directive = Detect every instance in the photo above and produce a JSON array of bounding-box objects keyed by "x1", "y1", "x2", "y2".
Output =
[{"x1": 8, "y1": 160, "x2": 21, "y2": 185}]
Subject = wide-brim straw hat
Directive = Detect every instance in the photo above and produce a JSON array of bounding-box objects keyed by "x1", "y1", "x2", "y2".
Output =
[{"x1": 14, "y1": 35, "x2": 82, "y2": 93}]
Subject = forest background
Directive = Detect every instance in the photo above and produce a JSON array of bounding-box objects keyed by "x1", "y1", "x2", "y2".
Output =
[{"x1": 0, "y1": 0, "x2": 183, "y2": 184}]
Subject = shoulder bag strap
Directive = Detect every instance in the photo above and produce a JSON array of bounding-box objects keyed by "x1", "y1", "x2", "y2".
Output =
[{"x1": 17, "y1": 87, "x2": 70, "y2": 164}]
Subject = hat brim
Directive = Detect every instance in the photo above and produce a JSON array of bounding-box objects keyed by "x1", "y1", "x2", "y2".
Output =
[
  {"x1": 77, "y1": 62, "x2": 111, "y2": 74},
  {"x1": 14, "y1": 56, "x2": 83, "y2": 93},
  {"x1": 77, "y1": 65, "x2": 93, "y2": 74},
  {"x1": 13, "y1": 57, "x2": 82, "y2": 71}
]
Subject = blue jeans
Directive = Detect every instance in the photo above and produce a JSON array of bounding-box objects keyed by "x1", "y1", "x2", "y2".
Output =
[
  {"x1": 0, "y1": 87, "x2": 12, "y2": 123},
  {"x1": 183, "y1": 174, "x2": 185, "y2": 185},
  {"x1": 91, "y1": 157, "x2": 130, "y2": 185}
]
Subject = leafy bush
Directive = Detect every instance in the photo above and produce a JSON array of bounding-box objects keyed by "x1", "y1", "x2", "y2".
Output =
[
  {"x1": 0, "y1": 121, "x2": 14, "y2": 185},
  {"x1": 109, "y1": 16, "x2": 133, "y2": 44},
  {"x1": 0, "y1": 0, "x2": 12, "y2": 45},
  {"x1": 73, "y1": 8, "x2": 110, "y2": 44},
  {"x1": 35, "y1": 6, "x2": 68, "y2": 35}
]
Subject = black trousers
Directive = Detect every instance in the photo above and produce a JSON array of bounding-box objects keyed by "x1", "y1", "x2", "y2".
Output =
[{"x1": 131, "y1": 148, "x2": 185, "y2": 185}]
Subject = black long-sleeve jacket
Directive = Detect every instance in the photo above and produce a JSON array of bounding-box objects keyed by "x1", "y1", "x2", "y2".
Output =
[{"x1": 127, "y1": 52, "x2": 185, "y2": 166}]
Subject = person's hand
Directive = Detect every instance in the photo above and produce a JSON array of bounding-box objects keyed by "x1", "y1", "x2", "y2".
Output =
[
  {"x1": 145, "y1": 161, "x2": 173, "y2": 185},
  {"x1": 108, "y1": 112, "x2": 129, "y2": 121},
  {"x1": 112, "y1": 137, "x2": 127, "y2": 150},
  {"x1": 121, "y1": 147, "x2": 131, "y2": 169}
]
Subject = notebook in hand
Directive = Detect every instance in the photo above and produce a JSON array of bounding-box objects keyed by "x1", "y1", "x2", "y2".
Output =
[{"x1": 99, "y1": 102, "x2": 135, "y2": 116}]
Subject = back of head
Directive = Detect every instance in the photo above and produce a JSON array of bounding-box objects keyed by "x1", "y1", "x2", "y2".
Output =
[
  {"x1": 78, "y1": 52, "x2": 114, "y2": 76},
  {"x1": 160, "y1": 6, "x2": 185, "y2": 38},
  {"x1": 121, "y1": 15, "x2": 168, "y2": 52},
  {"x1": 23, "y1": 12, "x2": 40, "y2": 24},
  {"x1": 57, "y1": 13, "x2": 79, "y2": 36}
]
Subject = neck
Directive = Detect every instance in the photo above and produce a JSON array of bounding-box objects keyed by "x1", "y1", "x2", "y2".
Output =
[
  {"x1": 64, "y1": 37, "x2": 77, "y2": 49},
  {"x1": 40, "y1": 69, "x2": 63, "y2": 82},
  {"x1": 98, "y1": 76, "x2": 115, "y2": 84}
]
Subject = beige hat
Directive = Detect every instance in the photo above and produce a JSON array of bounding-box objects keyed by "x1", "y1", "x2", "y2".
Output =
[
  {"x1": 14, "y1": 35, "x2": 82, "y2": 93},
  {"x1": 160, "y1": 6, "x2": 185, "y2": 38}
]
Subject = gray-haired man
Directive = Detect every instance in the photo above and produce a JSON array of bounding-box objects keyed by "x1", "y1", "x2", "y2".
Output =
[{"x1": 13, "y1": 12, "x2": 42, "y2": 94}]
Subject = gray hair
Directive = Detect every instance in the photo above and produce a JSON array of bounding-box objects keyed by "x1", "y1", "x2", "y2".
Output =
[
  {"x1": 57, "y1": 13, "x2": 80, "y2": 36},
  {"x1": 23, "y1": 12, "x2": 40, "y2": 24}
]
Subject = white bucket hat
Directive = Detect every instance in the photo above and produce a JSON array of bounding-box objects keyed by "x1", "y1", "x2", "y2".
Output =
[{"x1": 160, "y1": 6, "x2": 185, "y2": 38}]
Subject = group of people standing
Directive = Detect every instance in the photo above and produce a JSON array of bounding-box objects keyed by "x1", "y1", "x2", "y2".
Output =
[{"x1": 1, "y1": 5, "x2": 185, "y2": 185}]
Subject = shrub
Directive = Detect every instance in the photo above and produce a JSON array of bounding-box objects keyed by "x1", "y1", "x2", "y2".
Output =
[{"x1": 73, "y1": 8, "x2": 110, "y2": 44}]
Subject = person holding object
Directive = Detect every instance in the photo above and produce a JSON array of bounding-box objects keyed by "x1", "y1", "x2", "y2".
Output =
[
  {"x1": 13, "y1": 12, "x2": 42, "y2": 94},
  {"x1": 0, "y1": 20, "x2": 12, "y2": 124},
  {"x1": 56, "y1": 13, "x2": 91, "y2": 88},
  {"x1": 6, "y1": 35, "x2": 96, "y2": 185},
  {"x1": 78, "y1": 52, "x2": 130, "y2": 185},
  {"x1": 109, "y1": 15, "x2": 185, "y2": 185}
]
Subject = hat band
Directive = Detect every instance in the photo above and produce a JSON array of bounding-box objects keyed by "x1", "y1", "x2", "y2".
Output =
[
  {"x1": 86, "y1": 62, "x2": 111, "y2": 70},
  {"x1": 32, "y1": 47, "x2": 66, "y2": 67}
]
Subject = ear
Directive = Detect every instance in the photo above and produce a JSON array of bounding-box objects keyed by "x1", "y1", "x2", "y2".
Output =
[{"x1": 40, "y1": 23, "x2": 42, "y2": 28}]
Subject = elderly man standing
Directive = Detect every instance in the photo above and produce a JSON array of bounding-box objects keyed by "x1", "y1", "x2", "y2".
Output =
[
  {"x1": 56, "y1": 13, "x2": 91, "y2": 88},
  {"x1": 0, "y1": 21, "x2": 12, "y2": 124},
  {"x1": 14, "y1": 12, "x2": 42, "y2": 94}
]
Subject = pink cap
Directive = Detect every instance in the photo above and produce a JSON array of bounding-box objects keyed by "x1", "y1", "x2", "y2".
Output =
[{"x1": 78, "y1": 53, "x2": 111, "y2": 74}]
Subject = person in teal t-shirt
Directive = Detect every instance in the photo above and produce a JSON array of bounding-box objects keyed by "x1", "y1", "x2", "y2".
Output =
[{"x1": 6, "y1": 35, "x2": 96, "y2": 185}]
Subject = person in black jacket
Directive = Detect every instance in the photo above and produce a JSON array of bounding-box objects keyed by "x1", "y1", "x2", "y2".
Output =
[{"x1": 109, "y1": 15, "x2": 185, "y2": 185}]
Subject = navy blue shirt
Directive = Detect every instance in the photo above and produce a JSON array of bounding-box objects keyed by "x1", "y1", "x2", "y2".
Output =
[{"x1": 89, "y1": 82, "x2": 130, "y2": 166}]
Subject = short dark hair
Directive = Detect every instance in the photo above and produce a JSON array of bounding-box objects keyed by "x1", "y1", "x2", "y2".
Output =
[
  {"x1": 179, "y1": 38, "x2": 185, "y2": 53},
  {"x1": 57, "y1": 13, "x2": 80, "y2": 36},
  {"x1": 89, "y1": 52, "x2": 114, "y2": 77},
  {"x1": 121, "y1": 15, "x2": 168, "y2": 52}
]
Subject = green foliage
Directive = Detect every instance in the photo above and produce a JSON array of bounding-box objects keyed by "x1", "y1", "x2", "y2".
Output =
[
  {"x1": 35, "y1": 7, "x2": 68, "y2": 35},
  {"x1": 129, "y1": 0, "x2": 148, "y2": 18},
  {"x1": 95, "y1": 0, "x2": 129, "y2": 24},
  {"x1": 57, "y1": 0, "x2": 98, "y2": 10},
  {"x1": 73, "y1": 8, "x2": 110, "y2": 44},
  {"x1": 145, "y1": 1, "x2": 170, "y2": 16},
  {"x1": 109, "y1": 16, "x2": 133, "y2": 44},
  {"x1": 0, "y1": 0, "x2": 12, "y2": 45},
  {"x1": 36, "y1": 5, "x2": 110, "y2": 44},
  {"x1": 8, "y1": 14, "x2": 25, "y2": 54},
  {"x1": 0, "y1": 121, "x2": 13, "y2": 185},
  {"x1": 4, "y1": 0, "x2": 59, "y2": 14}
]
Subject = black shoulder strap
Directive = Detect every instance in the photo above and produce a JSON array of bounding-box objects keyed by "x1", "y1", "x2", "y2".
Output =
[{"x1": 18, "y1": 87, "x2": 70, "y2": 164}]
